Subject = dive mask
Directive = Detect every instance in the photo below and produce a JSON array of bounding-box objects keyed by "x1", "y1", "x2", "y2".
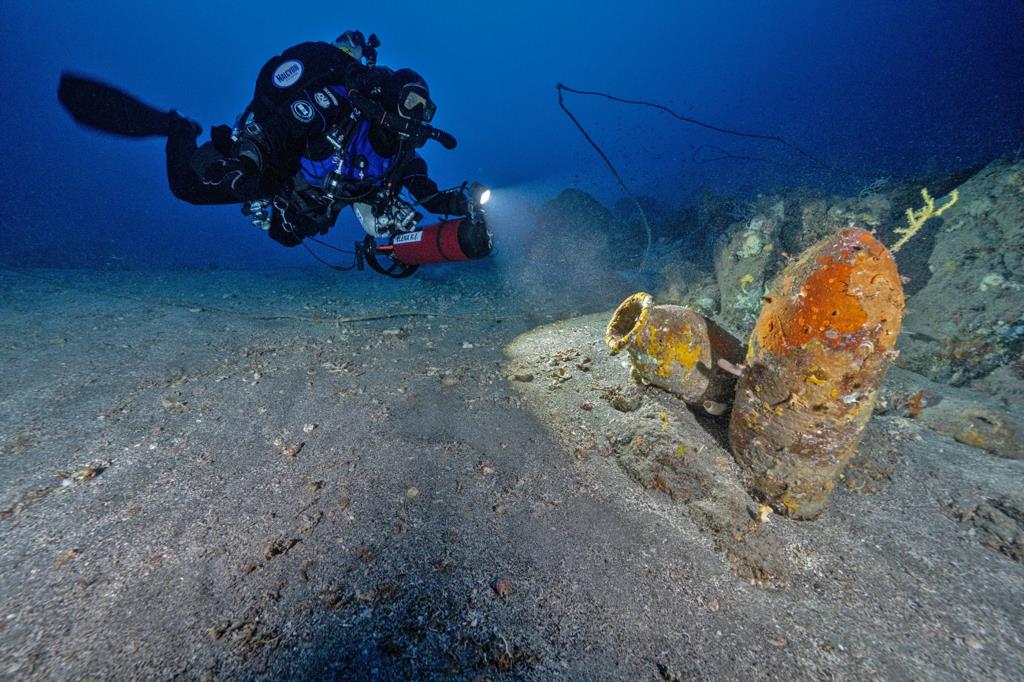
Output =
[{"x1": 399, "y1": 83, "x2": 436, "y2": 122}]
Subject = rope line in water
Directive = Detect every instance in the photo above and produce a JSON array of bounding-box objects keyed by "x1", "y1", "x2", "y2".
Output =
[
  {"x1": 555, "y1": 83, "x2": 835, "y2": 273},
  {"x1": 557, "y1": 83, "x2": 825, "y2": 166},
  {"x1": 556, "y1": 84, "x2": 653, "y2": 272}
]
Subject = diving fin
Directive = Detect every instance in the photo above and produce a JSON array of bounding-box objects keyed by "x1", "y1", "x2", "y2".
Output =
[{"x1": 58, "y1": 72, "x2": 178, "y2": 138}]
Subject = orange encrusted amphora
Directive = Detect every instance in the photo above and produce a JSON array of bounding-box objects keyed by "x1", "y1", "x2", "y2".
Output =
[
  {"x1": 728, "y1": 228, "x2": 905, "y2": 519},
  {"x1": 606, "y1": 292, "x2": 744, "y2": 409}
]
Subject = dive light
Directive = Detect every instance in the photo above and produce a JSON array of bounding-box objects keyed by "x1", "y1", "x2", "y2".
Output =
[{"x1": 470, "y1": 181, "x2": 491, "y2": 207}]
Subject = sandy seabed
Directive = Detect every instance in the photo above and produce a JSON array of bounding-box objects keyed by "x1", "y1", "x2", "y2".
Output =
[{"x1": 0, "y1": 266, "x2": 1021, "y2": 680}]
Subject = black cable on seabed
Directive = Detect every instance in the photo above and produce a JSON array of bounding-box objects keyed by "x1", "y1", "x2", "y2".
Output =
[
  {"x1": 307, "y1": 235, "x2": 357, "y2": 256},
  {"x1": 302, "y1": 240, "x2": 358, "y2": 271}
]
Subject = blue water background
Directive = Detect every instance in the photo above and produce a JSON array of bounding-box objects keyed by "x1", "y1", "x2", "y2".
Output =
[{"x1": 1, "y1": 0, "x2": 1021, "y2": 269}]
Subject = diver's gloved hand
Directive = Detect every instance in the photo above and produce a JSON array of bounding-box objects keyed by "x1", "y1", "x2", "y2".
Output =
[
  {"x1": 443, "y1": 189, "x2": 471, "y2": 216},
  {"x1": 421, "y1": 188, "x2": 470, "y2": 216},
  {"x1": 268, "y1": 196, "x2": 321, "y2": 247},
  {"x1": 210, "y1": 124, "x2": 234, "y2": 155},
  {"x1": 201, "y1": 156, "x2": 260, "y2": 200}
]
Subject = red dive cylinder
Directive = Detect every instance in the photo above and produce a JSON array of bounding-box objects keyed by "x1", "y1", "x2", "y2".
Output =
[{"x1": 389, "y1": 218, "x2": 492, "y2": 265}]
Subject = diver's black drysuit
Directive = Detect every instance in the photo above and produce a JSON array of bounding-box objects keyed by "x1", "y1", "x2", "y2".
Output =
[
  {"x1": 165, "y1": 41, "x2": 361, "y2": 205},
  {"x1": 165, "y1": 41, "x2": 466, "y2": 246}
]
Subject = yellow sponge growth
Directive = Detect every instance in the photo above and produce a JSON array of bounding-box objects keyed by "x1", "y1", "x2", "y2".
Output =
[{"x1": 890, "y1": 188, "x2": 959, "y2": 253}]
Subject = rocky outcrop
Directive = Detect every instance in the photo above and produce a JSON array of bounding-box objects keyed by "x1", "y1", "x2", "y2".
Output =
[
  {"x1": 537, "y1": 157, "x2": 1022, "y2": 409},
  {"x1": 952, "y1": 495, "x2": 1024, "y2": 564},
  {"x1": 655, "y1": 252, "x2": 719, "y2": 314},
  {"x1": 524, "y1": 189, "x2": 643, "y2": 268},
  {"x1": 916, "y1": 397, "x2": 1023, "y2": 459},
  {"x1": 699, "y1": 158, "x2": 1023, "y2": 405},
  {"x1": 713, "y1": 201, "x2": 784, "y2": 337},
  {"x1": 895, "y1": 159, "x2": 1024, "y2": 387}
]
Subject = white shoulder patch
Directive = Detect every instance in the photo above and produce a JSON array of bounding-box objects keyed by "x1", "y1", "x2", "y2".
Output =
[{"x1": 272, "y1": 60, "x2": 303, "y2": 88}]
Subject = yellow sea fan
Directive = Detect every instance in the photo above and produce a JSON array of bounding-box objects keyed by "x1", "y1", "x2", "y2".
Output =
[{"x1": 890, "y1": 188, "x2": 959, "y2": 253}]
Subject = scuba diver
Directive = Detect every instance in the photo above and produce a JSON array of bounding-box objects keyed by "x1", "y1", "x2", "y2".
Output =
[
  {"x1": 163, "y1": 30, "x2": 380, "y2": 209},
  {"x1": 58, "y1": 30, "x2": 491, "y2": 276}
]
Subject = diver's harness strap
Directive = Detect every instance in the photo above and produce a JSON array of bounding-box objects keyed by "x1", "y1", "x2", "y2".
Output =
[
  {"x1": 316, "y1": 97, "x2": 430, "y2": 231},
  {"x1": 240, "y1": 88, "x2": 459, "y2": 236},
  {"x1": 319, "y1": 107, "x2": 368, "y2": 202}
]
